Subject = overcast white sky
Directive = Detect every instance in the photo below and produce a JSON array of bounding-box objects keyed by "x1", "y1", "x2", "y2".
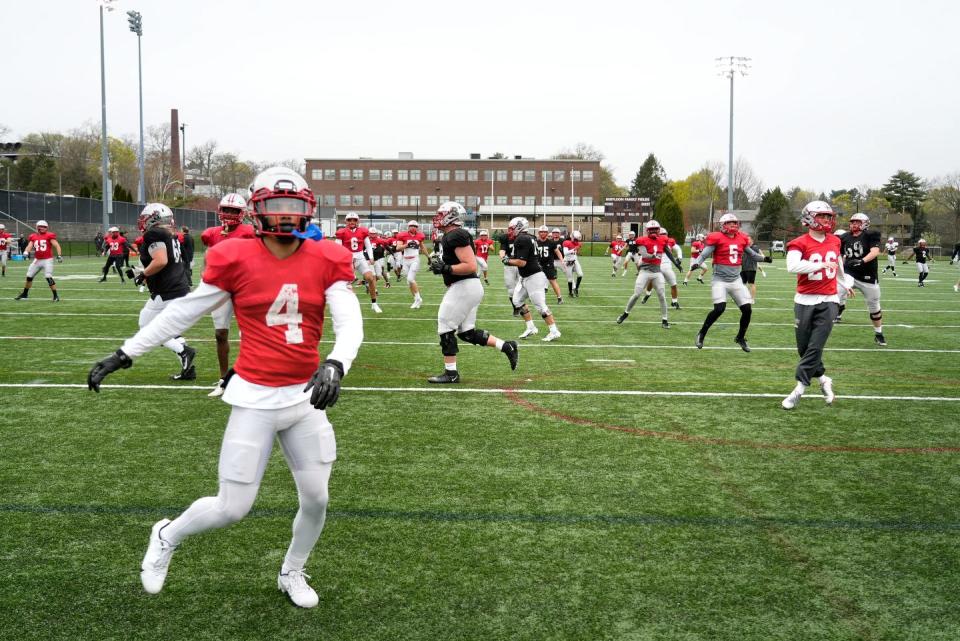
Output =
[{"x1": 5, "y1": 0, "x2": 958, "y2": 193}]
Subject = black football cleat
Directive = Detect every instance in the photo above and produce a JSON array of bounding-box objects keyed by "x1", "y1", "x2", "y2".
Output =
[
  {"x1": 874, "y1": 333, "x2": 887, "y2": 346},
  {"x1": 616, "y1": 312, "x2": 628, "y2": 325},
  {"x1": 696, "y1": 276, "x2": 704, "y2": 284},
  {"x1": 661, "y1": 319, "x2": 670, "y2": 329},
  {"x1": 14, "y1": 292, "x2": 27, "y2": 300},
  {"x1": 98, "y1": 276, "x2": 107, "y2": 283},
  {"x1": 734, "y1": 337, "x2": 751, "y2": 353},
  {"x1": 171, "y1": 365, "x2": 196, "y2": 381},
  {"x1": 671, "y1": 301, "x2": 680, "y2": 310},
  {"x1": 428, "y1": 370, "x2": 460, "y2": 384},
  {"x1": 502, "y1": 341, "x2": 519, "y2": 371},
  {"x1": 178, "y1": 346, "x2": 197, "y2": 372},
  {"x1": 640, "y1": 293, "x2": 650, "y2": 305},
  {"x1": 52, "y1": 294, "x2": 60, "y2": 302},
  {"x1": 695, "y1": 332, "x2": 704, "y2": 349}
]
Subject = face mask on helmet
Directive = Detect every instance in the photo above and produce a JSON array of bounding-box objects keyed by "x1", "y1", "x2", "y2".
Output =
[
  {"x1": 138, "y1": 204, "x2": 175, "y2": 232},
  {"x1": 248, "y1": 168, "x2": 315, "y2": 239}
]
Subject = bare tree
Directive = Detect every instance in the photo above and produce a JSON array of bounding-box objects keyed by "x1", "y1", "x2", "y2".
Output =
[
  {"x1": 145, "y1": 124, "x2": 172, "y2": 199},
  {"x1": 187, "y1": 140, "x2": 218, "y2": 179},
  {"x1": 733, "y1": 157, "x2": 764, "y2": 207}
]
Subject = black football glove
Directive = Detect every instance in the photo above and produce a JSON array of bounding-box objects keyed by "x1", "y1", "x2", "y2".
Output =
[
  {"x1": 501, "y1": 256, "x2": 511, "y2": 266},
  {"x1": 845, "y1": 258, "x2": 863, "y2": 269},
  {"x1": 125, "y1": 267, "x2": 136, "y2": 280},
  {"x1": 56, "y1": 255, "x2": 63, "y2": 263},
  {"x1": 429, "y1": 256, "x2": 450, "y2": 275},
  {"x1": 763, "y1": 255, "x2": 773, "y2": 263},
  {"x1": 303, "y1": 359, "x2": 344, "y2": 410},
  {"x1": 87, "y1": 349, "x2": 133, "y2": 392}
]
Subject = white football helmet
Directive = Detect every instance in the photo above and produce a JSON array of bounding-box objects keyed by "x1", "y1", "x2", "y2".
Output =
[
  {"x1": 888, "y1": 237, "x2": 894, "y2": 242},
  {"x1": 108, "y1": 226, "x2": 119, "y2": 233},
  {"x1": 645, "y1": 220, "x2": 660, "y2": 236},
  {"x1": 849, "y1": 212, "x2": 870, "y2": 231},
  {"x1": 479, "y1": 229, "x2": 489, "y2": 237},
  {"x1": 433, "y1": 201, "x2": 466, "y2": 229},
  {"x1": 615, "y1": 234, "x2": 623, "y2": 240},
  {"x1": 800, "y1": 201, "x2": 836, "y2": 232},
  {"x1": 918, "y1": 238, "x2": 927, "y2": 246},
  {"x1": 218, "y1": 193, "x2": 247, "y2": 226},
  {"x1": 571, "y1": 230, "x2": 582, "y2": 241},
  {"x1": 36, "y1": 220, "x2": 49, "y2": 231},
  {"x1": 627, "y1": 230, "x2": 636, "y2": 238},
  {"x1": 407, "y1": 220, "x2": 419, "y2": 228},
  {"x1": 248, "y1": 166, "x2": 315, "y2": 237},
  {"x1": 508, "y1": 217, "x2": 529, "y2": 240},
  {"x1": 0, "y1": 223, "x2": 4, "y2": 230},
  {"x1": 696, "y1": 233, "x2": 705, "y2": 241},
  {"x1": 137, "y1": 204, "x2": 175, "y2": 232}
]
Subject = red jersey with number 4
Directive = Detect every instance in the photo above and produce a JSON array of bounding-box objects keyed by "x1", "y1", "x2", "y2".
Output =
[
  {"x1": 705, "y1": 231, "x2": 752, "y2": 267},
  {"x1": 30, "y1": 231, "x2": 58, "y2": 259},
  {"x1": 335, "y1": 226, "x2": 370, "y2": 255},
  {"x1": 475, "y1": 238, "x2": 494, "y2": 259},
  {"x1": 609, "y1": 240, "x2": 625, "y2": 256},
  {"x1": 202, "y1": 238, "x2": 355, "y2": 387},
  {"x1": 636, "y1": 235, "x2": 667, "y2": 265},
  {"x1": 104, "y1": 234, "x2": 125, "y2": 256},
  {"x1": 788, "y1": 233, "x2": 841, "y2": 296},
  {"x1": 0, "y1": 232, "x2": 11, "y2": 250},
  {"x1": 201, "y1": 224, "x2": 256, "y2": 248}
]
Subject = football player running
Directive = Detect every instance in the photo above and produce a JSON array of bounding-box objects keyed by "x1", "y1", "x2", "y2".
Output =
[
  {"x1": 0, "y1": 223, "x2": 11, "y2": 276},
  {"x1": 683, "y1": 234, "x2": 707, "y2": 284},
  {"x1": 395, "y1": 220, "x2": 428, "y2": 308},
  {"x1": 641, "y1": 226, "x2": 682, "y2": 309},
  {"x1": 499, "y1": 229, "x2": 522, "y2": 315},
  {"x1": 881, "y1": 237, "x2": 898, "y2": 276},
  {"x1": 98, "y1": 226, "x2": 127, "y2": 283},
  {"x1": 335, "y1": 212, "x2": 382, "y2": 314},
  {"x1": 87, "y1": 166, "x2": 363, "y2": 609},
  {"x1": 621, "y1": 230, "x2": 640, "y2": 276},
  {"x1": 536, "y1": 225, "x2": 565, "y2": 304},
  {"x1": 427, "y1": 202, "x2": 519, "y2": 383},
  {"x1": 616, "y1": 220, "x2": 680, "y2": 329},
  {"x1": 504, "y1": 217, "x2": 562, "y2": 341},
  {"x1": 688, "y1": 212, "x2": 772, "y2": 351},
  {"x1": 608, "y1": 234, "x2": 626, "y2": 277},
  {"x1": 200, "y1": 193, "x2": 257, "y2": 396},
  {"x1": 561, "y1": 230, "x2": 584, "y2": 297},
  {"x1": 909, "y1": 239, "x2": 932, "y2": 287},
  {"x1": 837, "y1": 213, "x2": 887, "y2": 345},
  {"x1": 14, "y1": 220, "x2": 63, "y2": 301},
  {"x1": 473, "y1": 229, "x2": 494, "y2": 284},
  {"x1": 782, "y1": 201, "x2": 852, "y2": 409},
  {"x1": 368, "y1": 229, "x2": 392, "y2": 289}
]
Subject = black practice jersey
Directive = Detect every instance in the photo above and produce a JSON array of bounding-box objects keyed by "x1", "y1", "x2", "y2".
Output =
[
  {"x1": 536, "y1": 238, "x2": 562, "y2": 268},
  {"x1": 139, "y1": 227, "x2": 190, "y2": 300},
  {"x1": 499, "y1": 237, "x2": 514, "y2": 259},
  {"x1": 371, "y1": 240, "x2": 387, "y2": 260},
  {"x1": 912, "y1": 246, "x2": 930, "y2": 263},
  {"x1": 439, "y1": 227, "x2": 478, "y2": 287},
  {"x1": 841, "y1": 230, "x2": 881, "y2": 283},
  {"x1": 510, "y1": 233, "x2": 542, "y2": 278},
  {"x1": 626, "y1": 238, "x2": 639, "y2": 254}
]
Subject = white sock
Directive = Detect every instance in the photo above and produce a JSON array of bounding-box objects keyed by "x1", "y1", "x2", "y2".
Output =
[
  {"x1": 875, "y1": 326, "x2": 883, "y2": 333},
  {"x1": 672, "y1": 298, "x2": 678, "y2": 304},
  {"x1": 526, "y1": 320, "x2": 535, "y2": 329},
  {"x1": 793, "y1": 382, "x2": 807, "y2": 395},
  {"x1": 494, "y1": 338, "x2": 505, "y2": 350},
  {"x1": 445, "y1": 362, "x2": 457, "y2": 372},
  {"x1": 549, "y1": 324, "x2": 559, "y2": 334}
]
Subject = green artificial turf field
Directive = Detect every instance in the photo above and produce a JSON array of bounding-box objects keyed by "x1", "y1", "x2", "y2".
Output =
[{"x1": 1, "y1": 251, "x2": 958, "y2": 641}]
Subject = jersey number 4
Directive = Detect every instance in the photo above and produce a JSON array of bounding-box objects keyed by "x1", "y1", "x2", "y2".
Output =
[{"x1": 266, "y1": 284, "x2": 304, "y2": 344}]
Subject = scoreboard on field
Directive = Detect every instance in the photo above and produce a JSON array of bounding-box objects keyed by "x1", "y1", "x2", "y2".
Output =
[{"x1": 603, "y1": 197, "x2": 652, "y2": 218}]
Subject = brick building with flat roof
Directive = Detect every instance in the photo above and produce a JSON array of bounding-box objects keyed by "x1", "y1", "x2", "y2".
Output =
[{"x1": 304, "y1": 154, "x2": 602, "y2": 232}]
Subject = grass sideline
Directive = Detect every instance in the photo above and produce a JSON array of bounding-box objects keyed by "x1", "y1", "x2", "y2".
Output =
[{"x1": 1, "y1": 252, "x2": 959, "y2": 641}]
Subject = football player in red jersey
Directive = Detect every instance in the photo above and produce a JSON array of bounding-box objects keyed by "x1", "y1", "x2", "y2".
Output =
[
  {"x1": 0, "y1": 223, "x2": 12, "y2": 276},
  {"x1": 201, "y1": 193, "x2": 258, "y2": 397},
  {"x1": 98, "y1": 226, "x2": 128, "y2": 283},
  {"x1": 781, "y1": 201, "x2": 852, "y2": 409},
  {"x1": 426, "y1": 202, "x2": 519, "y2": 382},
  {"x1": 683, "y1": 233, "x2": 708, "y2": 285},
  {"x1": 641, "y1": 227, "x2": 682, "y2": 309},
  {"x1": 367, "y1": 229, "x2": 392, "y2": 289},
  {"x1": 473, "y1": 229, "x2": 494, "y2": 284},
  {"x1": 395, "y1": 220, "x2": 428, "y2": 308},
  {"x1": 87, "y1": 166, "x2": 363, "y2": 609},
  {"x1": 616, "y1": 220, "x2": 681, "y2": 329},
  {"x1": 561, "y1": 231, "x2": 584, "y2": 297},
  {"x1": 607, "y1": 234, "x2": 626, "y2": 277},
  {"x1": 688, "y1": 213, "x2": 771, "y2": 351},
  {"x1": 14, "y1": 220, "x2": 63, "y2": 301},
  {"x1": 334, "y1": 212, "x2": 381, "y2": 314}
]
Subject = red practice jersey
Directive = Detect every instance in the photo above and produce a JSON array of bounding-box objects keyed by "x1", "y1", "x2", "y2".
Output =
[
  {"x1": 335, "y1": 226, "x2": 370, "y2": 255},
  {"x1": 691, "y1": 240, "x2": 705, "y2": 257},
  {"x1": 202, "y1": 238, "x2": 355, "y2": 387},
  {"x1": 474, "y1": 238, "x2": 494, "y2": 259},
  {"x1": 787, "y1": 233, "x2": 841, "y2": 296},
  {"x1": 636, "y1": 235, "x2": 667, "y2": 266},
  {"x1": 609, "y1": 240, "x2": 626, "y2": 256},
  {"x1": 705, "y1": 231, "x2": 753, "y2": 267},
  {"x1": 0, "y1": 232, "x2": 11, "y2": 251},
  {"x1": 201, "y1": 224, "x2": 256, "y2": 248},
  {"x1": 562, "y1": 240, "x2": 581, "y2": 257},
  {"x1": 30, "y1": 231, "x2": 58, "y2": 259},
  {"x1": 396, "y1": 231, "x2": 425, "y2": 257},
  {"x1": 104, "y1": 234, "x2": 126, "y2": 256}
]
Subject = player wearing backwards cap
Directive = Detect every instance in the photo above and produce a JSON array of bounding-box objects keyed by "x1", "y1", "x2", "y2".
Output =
[{"x1": 14, "y1": 220, "x2": 63, "y2": 301}]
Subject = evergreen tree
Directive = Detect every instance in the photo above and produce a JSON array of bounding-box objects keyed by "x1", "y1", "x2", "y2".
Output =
[
  {"x1": 754, "y1": 187, "x2": 790, "y2": 241},
  {"x1": 881, "y1": 169, "x2": 927, "y2": 238},
  {"x1": 630, "y1": 153, "x2": 666, "y2": 202},
  {"x1": 653, "y1": 187, "x2": 684, "y2": 243}
]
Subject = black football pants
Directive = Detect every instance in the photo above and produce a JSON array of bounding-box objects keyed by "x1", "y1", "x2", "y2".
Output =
[{"x1": 793, "y1": 301, "x2": 838, "y2": 386}]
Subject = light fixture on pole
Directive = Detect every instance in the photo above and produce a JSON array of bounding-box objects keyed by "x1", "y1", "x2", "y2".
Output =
[
  {"x1": 127, "y1": 10, "x2": 145, "y2": 205},
  {"x1": 98, "y1": 0, "x2": 117, "y2": 231},
  {"x1": 716, "y1": 55, "x2": 751, "y2": 213}
]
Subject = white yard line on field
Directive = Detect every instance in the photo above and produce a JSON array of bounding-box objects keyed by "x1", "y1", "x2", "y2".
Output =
[{"x1": 1, "y1": 382, "x2": 957, "y2": 403}]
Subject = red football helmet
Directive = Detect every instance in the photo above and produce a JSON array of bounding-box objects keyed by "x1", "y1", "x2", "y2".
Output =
[
  {"x1": 248, "y1": 167, "x2": 315, "y2": 237},
  {"x1": 218, "y1": 193, "x2": 247, "y2": 227},
  {"x1": 800, "y1": 201, "x2": 836, "y2": 233}
]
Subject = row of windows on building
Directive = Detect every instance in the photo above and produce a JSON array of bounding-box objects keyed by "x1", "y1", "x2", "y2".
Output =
[
  {"x1": 317, "y1": 194, "x2": 596, "y2": 208},
  {"x1": 310, "y1": 168, "x2": 595, "y2": 183}
]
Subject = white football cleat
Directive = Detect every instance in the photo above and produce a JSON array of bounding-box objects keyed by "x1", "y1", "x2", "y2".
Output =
[
  {"x1": 278, "y1": 569, "x2": 319, "y2": 608},
  {"x1": 141, "y1": 519, "x2": 177, "y2": 594},
  {"x1": 208, "y1": 379, "x2": 225, "y2": 398},
  {"x1": 781, "y1": 390, "x2": 802, "y2": 410},
  {"x1": 541, "y1": 329, "x2": 561, "y2": 342},
  {"x1": 410, "y1": 298, "x2": 422, "y2": 309},
  {"x1": 371, "y1": 302, "x2": 383, "y2": 314},
  {"x1": 820, "y1": 375, "x2": 835, "y2": 405},
  {"x1": 519, "y1": 326, "x2": 539, "y2": 339}
]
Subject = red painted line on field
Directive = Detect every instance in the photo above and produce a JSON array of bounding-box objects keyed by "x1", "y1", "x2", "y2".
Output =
[{"x1": 503, "y1": 390, "x2": 960, "y2": 455}]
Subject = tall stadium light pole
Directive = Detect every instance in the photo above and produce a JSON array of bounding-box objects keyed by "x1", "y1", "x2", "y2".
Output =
[
  {"x1": 716, "y1": 56, "x2": 750, "y2": 213},
  {"x1": 99, "y1": 0, "x2": 116, "y2": 231},
  {"x1": 127, "y1": 11, "x2": 145, "y2": 204}
]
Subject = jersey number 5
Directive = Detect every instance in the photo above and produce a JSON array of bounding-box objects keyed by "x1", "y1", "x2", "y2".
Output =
[{"x1": 266, "y1": 284, "x2": 304, "y2": 344}]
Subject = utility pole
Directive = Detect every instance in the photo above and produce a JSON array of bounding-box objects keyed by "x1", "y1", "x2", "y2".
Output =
[
  {"x1": 99, "y1": 0, "x2": 117, "y2": 231},
  {"x1": 716, "y1": 56, "x2": 751, "y2": 213}
]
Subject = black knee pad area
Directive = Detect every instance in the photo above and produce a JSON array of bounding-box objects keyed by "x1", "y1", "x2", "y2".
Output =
[{"x1": 439, "y1": 331, "x2": 459, "y2": 356}]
